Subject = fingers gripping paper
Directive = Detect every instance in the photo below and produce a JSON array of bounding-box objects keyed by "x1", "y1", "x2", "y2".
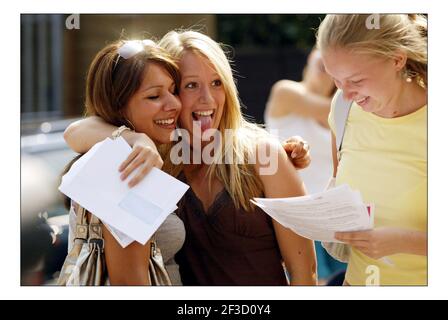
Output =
[{"x1": 59, "y1": 137, "x2": 189, "y2": 247}]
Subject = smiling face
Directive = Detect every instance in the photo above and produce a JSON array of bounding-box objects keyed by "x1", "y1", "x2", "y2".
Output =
[
  {"x1": 322, "y1": 47, "x2": 406, "y2": 114},
  {"x1": 124, "y1": 62, "x2": 181, "y2": 145},
  {"x1": 177, "y1": 51, "x2": 226, "y2": 141}
]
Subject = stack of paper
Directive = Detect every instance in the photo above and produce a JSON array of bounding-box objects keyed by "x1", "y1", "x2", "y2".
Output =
[
  {"x1": 59, "y1": 137, "x2": 189, "y2": 248},
  {"x1": 251, "y1": 184, "x2": 373, "y2": 242}
]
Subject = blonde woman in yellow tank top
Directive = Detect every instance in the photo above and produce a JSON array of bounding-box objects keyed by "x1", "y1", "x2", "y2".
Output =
[{"x1": 317, "y1": 14, "x2": 427, "y2": 285}]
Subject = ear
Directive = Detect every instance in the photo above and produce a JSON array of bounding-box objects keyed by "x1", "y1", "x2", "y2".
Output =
[{"x1": 392, "y1": 50, "x2": 408, "y2": 71}]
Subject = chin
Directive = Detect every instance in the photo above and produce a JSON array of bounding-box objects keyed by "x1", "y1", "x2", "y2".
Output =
[
  {"x1": 154, "y1": 134, "x2": 173, "y2": 145},
  {"x1": 359, "y1": 104, "x2": 374, "y2": 113}
]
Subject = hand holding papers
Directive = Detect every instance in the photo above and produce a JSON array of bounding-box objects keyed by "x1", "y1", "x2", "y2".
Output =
[
  {"x1": 251, "y1": 184, "x2": 374, "y2": 242},
  {"x1": 59, "y1": 137, "x2": 189, "y2": 248}
]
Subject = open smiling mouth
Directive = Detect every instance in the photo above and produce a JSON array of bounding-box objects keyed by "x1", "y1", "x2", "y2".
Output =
[
  {"x1": 192, "y1": 110, "x2": 215, "y2": 131},
  {"x1": 154, "y1": 117, "x2": 176, "y2": 129},
  {"x1": 356, "y1": 96, "x2": 370, "y2": 107}
]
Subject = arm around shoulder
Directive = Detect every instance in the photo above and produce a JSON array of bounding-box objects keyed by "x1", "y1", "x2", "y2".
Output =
[
  {"x1": 64, "y1": 116, "x2": 115, "y2": 153},
  {"x1": 64, "y1": 116, "x2": 147, "y2": 153}
]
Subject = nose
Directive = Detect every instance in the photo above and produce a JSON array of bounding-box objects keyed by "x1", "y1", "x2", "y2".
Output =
[
  {"x1": 342, "y1": 89, "x2": 358, "y2": 101},
  {"x1": 338, "y1": 81, "x2": 357, "y2": 101},
  {"x1": 199, "y1": 85, "x2": 214, "y2": 104},
  {"x1": 163, "y1": 92, "x2": 181, "y2": 112}
]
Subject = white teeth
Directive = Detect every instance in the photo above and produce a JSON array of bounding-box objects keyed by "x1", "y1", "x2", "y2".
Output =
[
  {"x1": 154, "y1": 118, "x2": 175, "y2": 125},
  {"x1": 356, "y1": 97, "x2": 367, "y2": 104},
  {"x1": 193, "y1": 110, "x2": 214, "y2": 117}
]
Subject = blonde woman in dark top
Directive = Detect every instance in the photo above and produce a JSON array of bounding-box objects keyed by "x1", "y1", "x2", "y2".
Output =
[{"x1": 64, "y1": 31, "x2": 317, "y2": 285}]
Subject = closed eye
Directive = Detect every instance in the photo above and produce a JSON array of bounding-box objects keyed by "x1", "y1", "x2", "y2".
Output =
[{"x1": 351, "y1": 79, "x2": 364, "y2": 85}]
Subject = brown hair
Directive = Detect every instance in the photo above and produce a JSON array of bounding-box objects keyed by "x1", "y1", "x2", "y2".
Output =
[
  {"x1": 84, "y1": 39, "x2": 181, "y2": 127},
  {"x1": 62, "y1": 40, "x2": 181, "y2": 210},
  {"x1": 317, "y1": 14, "x2": 427, "y2": 88},
  {"x1": 61, "y1": 154, "x2": 83, "y2": 210}
]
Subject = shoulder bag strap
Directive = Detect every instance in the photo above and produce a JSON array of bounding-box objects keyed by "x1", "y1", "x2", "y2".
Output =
[
  {"x1": 333, "y1": 89, "x2": 353, "y2": 161},
  {"x1": 73, "y1": 201, "x2": 88, "y2": 241}
]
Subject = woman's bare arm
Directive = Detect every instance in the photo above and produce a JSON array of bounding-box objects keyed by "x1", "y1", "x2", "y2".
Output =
[
  {"x1": 102, "y1": 225, "x2": 151, "y2": 285},
  {"x1": 266, "y1": 80, "x2": 331, "y2": 128},
  {"x1": 64, "y1": 116, "x2": 162, "y2": 187},
  {"x1": 64, "y1": 116, "x2": 147, "y2": 153},
  {"x1": 255, "y1": 139, "x2": 317, "y2": 285},
  {"x1": 331, "y1": 132, "x2": 339, "y2": 177}
]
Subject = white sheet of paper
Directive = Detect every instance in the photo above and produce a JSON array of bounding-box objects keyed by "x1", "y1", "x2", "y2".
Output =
[
  {"x1": 252, "y1": 184, "x2": 373, "y2": 242},
  {"x1": 59, "y1": 137, "x2": 189, "y2": 247},
  {"x1": 104, "y1": 205, "x2": 178, "y2": 248}
]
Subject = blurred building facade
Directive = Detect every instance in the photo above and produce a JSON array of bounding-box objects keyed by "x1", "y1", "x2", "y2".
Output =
[{"x1": 21, "y1": 14, "x2": 323, "y2": 131}]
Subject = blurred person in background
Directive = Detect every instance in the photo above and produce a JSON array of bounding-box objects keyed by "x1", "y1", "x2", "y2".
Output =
[
  {"x1": 264, "y1": 48, "x2": 346, "y2": 285},
  {"x1": 21, "y1": 155, "x2": 58, "y2": 285}
]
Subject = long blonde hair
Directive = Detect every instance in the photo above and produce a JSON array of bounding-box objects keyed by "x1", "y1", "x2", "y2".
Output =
[
  {"x1": 159, "y1": 30, "x2": 266, "y2": 211},
  {"x1": 316, "y1": 14, "x2": 427, "y2": 87}
]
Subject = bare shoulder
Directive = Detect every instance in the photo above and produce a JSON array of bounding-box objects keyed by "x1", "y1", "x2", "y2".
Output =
[
  {"x1": 253, "y1": 137, "x2": 289, "y2": 177},
  {"x1": 254, "y1": 137, "x2": 306, "y2": 197},
  {"x1": 272, "y1": 79, "x2": 306, "y2": 96},
  {"x1": 254, "y1": 136, "x2": 285, "y2": 157},
  {"x1": 266, "y1": 80, "x2": 306, "y2": 118}
]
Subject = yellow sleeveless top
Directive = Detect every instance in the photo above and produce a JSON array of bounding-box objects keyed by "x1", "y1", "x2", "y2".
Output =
[{"x1": 329, "y1": 102, "x2": 427, "y2": 286}]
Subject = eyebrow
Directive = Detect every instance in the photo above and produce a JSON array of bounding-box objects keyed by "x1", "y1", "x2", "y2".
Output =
[
  {"x1": 343, "y1": 72, "x2": 363, "y2": 80},
  {"x1": 141, "y1": 82, "x2": 175, "y2": 93},
  {"x1": 326, "y1": 70, "x2": 363, "y2": 82},
  {"x1": 140, "y1": 85, "x2": 163, "y2": 93},
  {"x1": 182, "y1": 73, "x2": 220, "y2": 80}
]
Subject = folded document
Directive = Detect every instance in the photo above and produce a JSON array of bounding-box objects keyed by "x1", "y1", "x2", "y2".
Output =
[{"x1": 59, "y1": 137, "x2": 189, "y2": 247}]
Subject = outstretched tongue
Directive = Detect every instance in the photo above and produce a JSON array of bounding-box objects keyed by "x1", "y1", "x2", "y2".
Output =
[{"x1": 198, "y1": 115, "x2": 212, "y2": 132}]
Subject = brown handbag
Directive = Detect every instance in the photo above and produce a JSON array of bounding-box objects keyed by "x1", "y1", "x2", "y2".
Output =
[{"x1": 58, "y1": 202, "x2": 172, "y2": 286}]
